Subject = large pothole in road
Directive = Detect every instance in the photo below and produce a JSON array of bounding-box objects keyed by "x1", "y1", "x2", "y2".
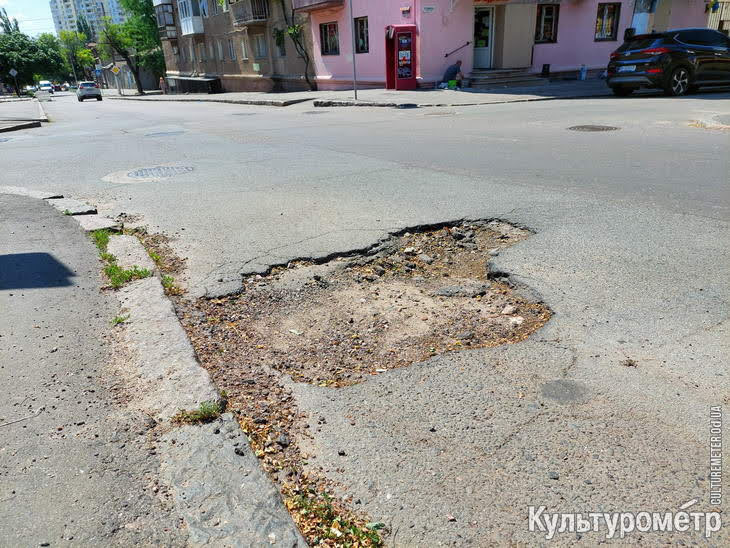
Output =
[
  {"x1": 182, "y1": 220, "x2": 550, "y2": 387},
  {"x1": 176, "y1": 220, "x2": 550, "y2": 543}
]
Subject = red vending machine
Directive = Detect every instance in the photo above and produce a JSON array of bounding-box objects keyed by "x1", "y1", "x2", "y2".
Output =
[{"x1": 385, "y1": 24, "x2": 417, "y2": 90}]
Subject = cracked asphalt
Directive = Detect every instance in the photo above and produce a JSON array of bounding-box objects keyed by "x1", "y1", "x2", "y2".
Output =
[{"x1": 3, "y1": 90, "x2": 729, "y2": 544}]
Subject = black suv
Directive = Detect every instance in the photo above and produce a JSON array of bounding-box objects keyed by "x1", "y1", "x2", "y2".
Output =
[{"x1": 607, "y1": 28, "x2": 730, "y2": 96}]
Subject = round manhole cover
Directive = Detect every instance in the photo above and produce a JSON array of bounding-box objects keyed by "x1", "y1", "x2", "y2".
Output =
[
  {"x1": 145, "y1": 130, "x2": 186, "y2": 137},
  {"x1": 127, "y1": 166, "x2": 194, "y2": 179},
  {"x1": 568, "y1": 125, "x2": 620, "y2": 132}
]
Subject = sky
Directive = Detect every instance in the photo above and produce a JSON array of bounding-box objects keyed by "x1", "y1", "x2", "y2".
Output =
[{"x1": 1, "y1": 0, "x2": 57, "y2": 36}]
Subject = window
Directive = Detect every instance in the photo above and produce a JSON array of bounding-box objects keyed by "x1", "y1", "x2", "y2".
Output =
[
  {"x1": 241, "y1": 38, "x2": 249, "y2": 60},
  {"x1": 211, "y1": 0, "x2": 218, "y2": 15},
  {"x1": 189, "y1": 42, "x2": 195, "y2": 62},
  {"x1": 595, "y1": 3, "x2": 620, "y2": 41},
  {"x1": 178, "y1": 0, "x2": 190, "y2": 18},
  {"x1": 199, "y1": 43, "x2": 207, "y2": 61},
  {"x1": 217, "y1": 39, "x2": 224, "y2": 60},
  {"x1": 276, "y1": 34, "x2": 286, "y2": 57},
  {"x1": 200, "y1": 0, "x2": 208, "y2": 17},
  {"x1": 676, "y1": 29, "x2": 728, "y2": 47},
  {"x1": 320, "y1": 22, "x2": 339, "y2": 55},
  {"x1": 228, "y1": 38, "x2": 236, "y2": 60},
  {"x1": 222, "y1": 0, "x2": 229, "y2": 12},
  {"x1": 535, "y1": 4, "x2": 558, "y2": 43},
  {"x1": 253, "y1": 34, "x2": 268, "y2": 58},
  {"x1": 354, "y1": 16, "x2": 368, "y2": 53},
  {"x1": 209, "y1": 42, "x2": 215, "y2": 60}
]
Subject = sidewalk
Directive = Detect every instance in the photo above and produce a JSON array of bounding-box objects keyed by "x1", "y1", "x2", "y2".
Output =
[
  {"x1": 107, "y1": 78, "x2": 612, "y2": 108},
  {"x1": 0, "y1": 99, "x2": 47, "y2": 132}
]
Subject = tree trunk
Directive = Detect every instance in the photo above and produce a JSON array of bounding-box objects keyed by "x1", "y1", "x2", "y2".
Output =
[{"x1": 123, "y1": 54, "x2": 145, "y2": 95}]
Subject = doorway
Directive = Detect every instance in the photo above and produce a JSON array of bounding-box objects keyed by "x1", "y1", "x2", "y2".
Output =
[{"x1": 473, "y1": 7, "x2": 494, "y2": 69}]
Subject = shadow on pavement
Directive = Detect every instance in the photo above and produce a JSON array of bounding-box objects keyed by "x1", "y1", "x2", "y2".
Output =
[{"x1": 0, "y1": 252, "x2": 76, "y2": 290}]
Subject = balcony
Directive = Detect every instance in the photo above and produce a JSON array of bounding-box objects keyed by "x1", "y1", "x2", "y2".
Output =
[
  {"x1": 231, "y1": 0, "x2": 270, "y2": 27},
  {"x1": 153, "y1": 0, "x2": 177, "y2": 40},
  {"x1": 292, "y1": 0, "x2": 343, "y2": 11},
  {"x1": 177, "y1": 0, "x2": 204, "y2": 35}
]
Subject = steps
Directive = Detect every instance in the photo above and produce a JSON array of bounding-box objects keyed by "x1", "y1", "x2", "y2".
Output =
[{"x1": 468, "y1": 68, "x2": 545, "y2": 89}]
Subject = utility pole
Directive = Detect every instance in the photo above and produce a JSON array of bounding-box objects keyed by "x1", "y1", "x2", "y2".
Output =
[{"x1": 348, "y1": 0, "x2": 358, "y2": 101}]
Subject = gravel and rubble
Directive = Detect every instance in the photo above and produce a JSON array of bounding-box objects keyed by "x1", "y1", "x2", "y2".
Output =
[{"x1": 175, "y1": 221, "x2": 551, "y2": 544}]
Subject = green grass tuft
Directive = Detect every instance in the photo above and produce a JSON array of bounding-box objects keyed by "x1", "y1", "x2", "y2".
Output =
[
  {"x1": 111, "y1": 314, "x2": 129, "y2": 325},
  {"x1": 103, "y1": 264, "x2": 151, "y2": 288},
  {"x1": 91, "y1": 229, "x2": 111, "y2": 252},
  {"x1": 171, "y1": 401, "x2": 223, "y2": 425}
]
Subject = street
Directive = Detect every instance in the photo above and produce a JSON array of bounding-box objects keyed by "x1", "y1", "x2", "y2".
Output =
[{"x1": 2, "y1": 89, "x2": 729, "y2": 545}]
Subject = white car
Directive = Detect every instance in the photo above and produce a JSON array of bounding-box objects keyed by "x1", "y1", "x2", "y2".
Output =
[
  {"x1": 76, "y1": 81, "x2": 102, "y2": 101},
  {"x1": 38, "y1": 80, "x2": 54, "y2": 94}
]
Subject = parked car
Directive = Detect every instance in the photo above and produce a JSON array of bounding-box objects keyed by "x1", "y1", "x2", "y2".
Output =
[
  {"x1": 52, "y1": 83, "x2": 62, "y2": 91},
  {"x1": 76, "y1": 81, "x2": 102, "y2": 102},
  {"x1": 38, "y1": 80, "x2": 54, "y2": 94},
  {"x1": 61, "y1": 82, "x2": 70, "y2": 91},
  {"x1": 607, "y1": 28, "x2": 730, "y2": 96}
]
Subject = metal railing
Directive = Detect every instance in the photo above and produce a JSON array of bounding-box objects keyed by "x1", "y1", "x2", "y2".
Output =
[
  {"x1": 231, "y1": 0, "x2": 269, "y2": 25},
  {"x1": 445, "y1": 41, "x2": 470, "y2": 58}
]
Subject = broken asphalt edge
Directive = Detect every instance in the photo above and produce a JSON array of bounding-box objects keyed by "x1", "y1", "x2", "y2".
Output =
[
  {"x1": 0, "y1": 186, "x2": 308, "y2": 547},
  {"x1": 204, "y1": 218, "x2": 545, "y2": 309}
]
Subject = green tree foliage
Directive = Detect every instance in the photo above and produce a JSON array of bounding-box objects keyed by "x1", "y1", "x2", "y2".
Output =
[
  {"x1": 0, "y1": 8, "x2": 20, "y2": 34},
  {"x1": 118, "y1": 0, "x2": 165, "y2": 77},
  {"x1": 77, "y1": 14, "x2": 94, "y2": 42},
  {"x1": 99, "y1": 18, "x2": 145, "y2": 94},
  {"x1": 274, "y1": 0, "x2": 314, "y2": 90},
  {"x1": 35, "y1": 33, "x2": 71, "y2": 81},
  {"x1": 59, "y1": 30, "x2": 88, "y2": 81},
  {"x1": 0, "y1": 12, "x2": 69, "y2": 93}
]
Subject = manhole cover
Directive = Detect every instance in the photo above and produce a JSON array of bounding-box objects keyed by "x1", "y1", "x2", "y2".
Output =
[
  {"x1": 127, "y1": 166, "x2": 194, "y2": 179},
  {"x1": 567, "y1": 125, "x2": 619, "y2": 132},
  {"x1": 145, "y1": 130, "x2": 186, "y2": 137}
]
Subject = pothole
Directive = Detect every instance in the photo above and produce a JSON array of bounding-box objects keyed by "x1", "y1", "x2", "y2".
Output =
[
  {"x1": 183, "y1": 220, "x2": 550, "y2": 387},
  {"x1": 567, "y1": 125, "x2": 620, "y2": 132},
  {"x1": 126, "y1": 166, "x2": 194, "y2": 179},
  {"x1": 176, "y1": 220, "x2": 550, "y2": 544}
]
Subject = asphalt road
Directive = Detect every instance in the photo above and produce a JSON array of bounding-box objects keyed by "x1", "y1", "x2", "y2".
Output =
[
  {"x1": 0, "y1": 194, "x2": 183, "y2": 546},
  {"x1": 2, "y1": 90, "x2": 729, "y2": 544}
]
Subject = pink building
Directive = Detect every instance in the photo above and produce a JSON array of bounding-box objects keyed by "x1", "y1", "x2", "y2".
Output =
[{"x1": 293, "y1": 0, "x2": 710, "y2": 89}]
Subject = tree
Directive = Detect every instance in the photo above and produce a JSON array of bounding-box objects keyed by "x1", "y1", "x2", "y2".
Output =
[
  {"x1": 118, "y1": 0, "x2": 165, "y2": 78},
  {"x1": 35, "y1": 33, "x2": 71, "y2": 81},
  {"x1": 0, "y1": 8, "x2": 20, "y2": 34},
  {"x1": 77, "y1": 14, "x2": 94, "y2": 42},
  {"x1": 273, "y1": 0, "x2": 315, "y2": 91},
  {"x1": 99, "y1": 18, "x2": 145, "y2": 94},
  {"x1": 59, "y1": 30, "x2": 88, "y2": 82}
]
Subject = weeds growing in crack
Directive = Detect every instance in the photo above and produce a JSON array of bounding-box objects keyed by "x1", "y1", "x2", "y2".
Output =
[
  {"x1": 111, "y1": 314, "x2": 129, "y2": 326},
  {"x1": 103, "y1": 264, "x2": 151, "y2": 289},
  {"x1": 161, "y1": 275, "x2": 183, "y2": 296},
  {"x1": 90, "y1": 229, "x2": 110, "y2": 252},
  {"x1": 171, "y1": 400, "x2": 224, "y2": 425}
]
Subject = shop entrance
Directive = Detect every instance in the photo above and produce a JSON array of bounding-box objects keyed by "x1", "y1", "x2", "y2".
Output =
[{"x1": 473, "y1": 7, "x2": 494, "y2": 69}]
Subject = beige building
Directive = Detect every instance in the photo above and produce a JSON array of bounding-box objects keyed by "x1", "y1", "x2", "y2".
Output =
[{"x1": 154, "y1": 0, "x2": 312, "y2": 92}]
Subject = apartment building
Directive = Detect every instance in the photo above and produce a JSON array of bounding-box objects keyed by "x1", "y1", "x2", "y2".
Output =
[
  {"x1": 155, "y1": 0, "x2": 312, "y2": 92},
  {"x1": 49, "y1": 0, "x2": 127, "y2": 38}
]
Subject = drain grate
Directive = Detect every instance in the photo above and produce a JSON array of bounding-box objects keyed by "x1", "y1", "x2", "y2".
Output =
[
  {"x1": 127, "y1": 166, "x2": 194, "y2": 179},
  {"x1": 568, "y1": 125, "x2": 620, "y2": 132},
  {"x1": 145, "y1": 130, "x2": 186, "y2": 137}
]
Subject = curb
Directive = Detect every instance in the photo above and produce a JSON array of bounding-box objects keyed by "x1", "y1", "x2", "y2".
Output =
[
  {"x1": 0, "y1": 185, "x2": 307, "y2": 546},
  {"x1": 109, "y1": 96, "x2": 313, "y2": 107},
  {"x1": 35, "y1": 99, "x2": 49, "y2": 122},
  {"x1": 0, "y1": 120, "x2": 41, "y2": 133},
  {"x1": 313, "y1": 92, "x2": 612, "y2": 109}
]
